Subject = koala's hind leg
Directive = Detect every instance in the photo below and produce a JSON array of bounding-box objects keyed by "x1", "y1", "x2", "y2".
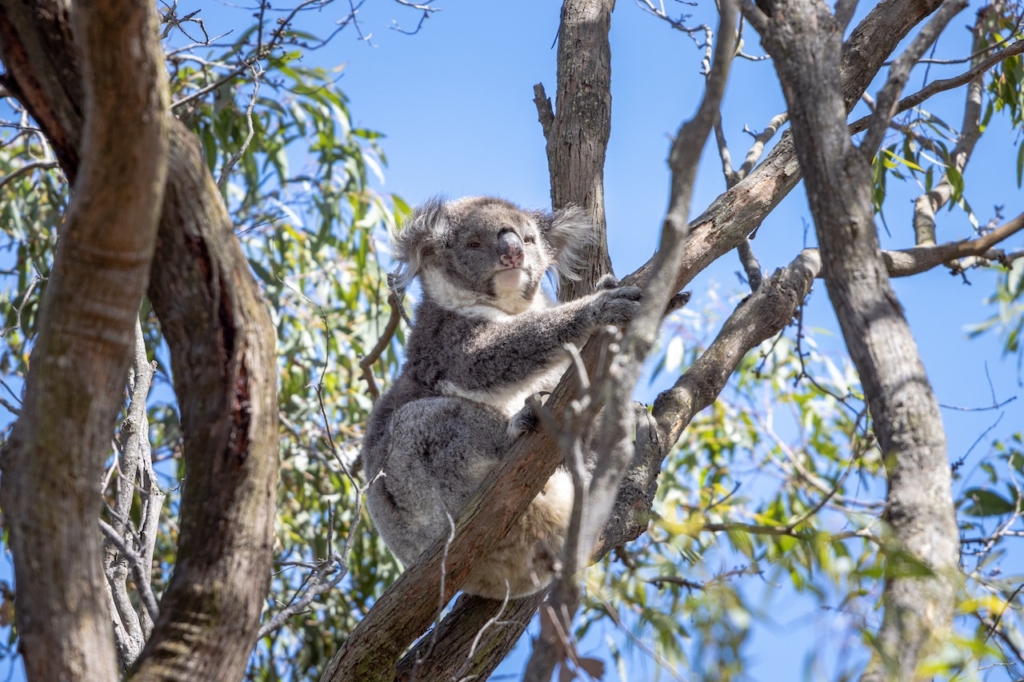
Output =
[
  {"x1": 366, "y1": 397, "x2": 510, "y2": 568},
  {"x1": 366, "y1": 395, "x2": 575, "y2": 600}
]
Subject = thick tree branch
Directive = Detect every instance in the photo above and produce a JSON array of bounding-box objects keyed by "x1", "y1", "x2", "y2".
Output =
[
  {"x1": 541, "y1": 0, "x2": 616, "y2": 299},
  {"x1": 0, "y1": 0, "x2": 168, "y2": 679},
  {"x1": 132, "y1": 119, "x2": 280, "y2": 682},
  {"x1": 878, "y1": 210, "x2": 1024, "y2": 276}
]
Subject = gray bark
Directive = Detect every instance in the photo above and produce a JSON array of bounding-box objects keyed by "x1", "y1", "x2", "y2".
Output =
[
  {"x1": 539, "y1": 0, "x2": 616, "y2": 299},
  {"x1": 749, "y1": 0, "x2": 960, "y2": 677}
]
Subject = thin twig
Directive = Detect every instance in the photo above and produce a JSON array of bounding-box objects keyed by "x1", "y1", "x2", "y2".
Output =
[
  {"x1": 358, "y1": 290, "x2": 403, "y2": 402},
  {"x1": 0, "y1": 159, "x2": 58, "y2": 192},
  {"x1": 217, "y1": 63, "x2": 261, "y2": 189},
  {"x1": 860, "y1": 0, "x2": 967, "y2": 157},
  {"x1": 848, "y1": 40, "x2": 1024, "y2": 138}
]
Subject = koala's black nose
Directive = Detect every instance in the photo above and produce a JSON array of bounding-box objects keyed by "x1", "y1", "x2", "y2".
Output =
[{"x1": 496, "y1": 230, "x2": 525, "y2": 268}]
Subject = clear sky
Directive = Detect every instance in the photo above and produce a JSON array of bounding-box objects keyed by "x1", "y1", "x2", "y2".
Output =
[{"x1": 2, "y1": 0, "x2": 1022, "y2": 679}]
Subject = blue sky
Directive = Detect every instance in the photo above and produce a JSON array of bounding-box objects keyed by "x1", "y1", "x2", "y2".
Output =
[{"x1": 2, "y1": 0, "x2": 1022, "y2": 679}]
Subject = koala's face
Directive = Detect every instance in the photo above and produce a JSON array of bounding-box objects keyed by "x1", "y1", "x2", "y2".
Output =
[
  {"x1": 434, "y1": 198, "x2": 550, "y2": 311},
  {"x1": 392, "y1": 196, "x2": 592, "y2": 315}
]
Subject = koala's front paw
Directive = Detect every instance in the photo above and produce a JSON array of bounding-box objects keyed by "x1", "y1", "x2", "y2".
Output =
[
  {"x1": 594, "y1": 285, "x2": 643, "y2": 327},
  {"x1": 666, "y1": 291, "x2": 691, "y2": 314}
]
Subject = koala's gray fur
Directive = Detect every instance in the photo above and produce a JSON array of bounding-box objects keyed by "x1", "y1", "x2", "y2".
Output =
[{"x1": 362, "y1": 196, "x2": 642, "y2": 600}]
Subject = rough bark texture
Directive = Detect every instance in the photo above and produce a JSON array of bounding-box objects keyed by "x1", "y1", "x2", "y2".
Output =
[
  {"x1": 0, "y1": 0, "x2": 168, "y2": 679},
  {"x1": 0, "y1": 2, "x2": 280, "y2": 680},
  {"x1": 395, "y1": 594, "x2": 542, "y2": 681},
  {"x1": 131, "y1": 119, "x2": 279, "y2": 682},
  {"x1": 542, "y1": 0, "x2": 616, "y2": 299},
  {"x1": 752, "y1": 0, "x2": 959, "y2": 678},
  {"x1": 320, "y1": 0, "x2": 952, "y2": 678}
]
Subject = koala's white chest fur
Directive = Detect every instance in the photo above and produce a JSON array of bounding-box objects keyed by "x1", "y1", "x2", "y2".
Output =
[
  {"x1": 422, "y1": 267, "x2": 541, "y2": 317},
  {"x1": 439, "y1": 358, "x2": 570, "y2": 418},
  {"x1": 425, "y1": 269, "x2": 570, "y2": 417}
]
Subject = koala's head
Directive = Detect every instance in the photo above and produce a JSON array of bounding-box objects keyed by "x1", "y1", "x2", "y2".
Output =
[{"x1": 391, "y1": 196, "x2": 592, "y2": 314}]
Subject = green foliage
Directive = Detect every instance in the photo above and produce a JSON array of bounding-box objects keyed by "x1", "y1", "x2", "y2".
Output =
[
  {"x1": 0, "y1": 10, "x2": 408, "y2": 681},
  {"x1": 0, "y1": 133, "x2": 64, "y2": 379}
]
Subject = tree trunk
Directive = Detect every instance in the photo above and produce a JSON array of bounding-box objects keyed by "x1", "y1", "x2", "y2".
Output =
[
  {"x1": 541, "y1": 0, "x2": 616, "y2": 298},
  {"x1": 0, "y1": 0, "x2": 168, "y2": 679},
  {"x1": 752, "y1": 0, "x2": 959, "y2": 677},
  {"x1": 130, "y1": 119, "x2": 280, "y2": 682},
  {"x1": 0, "y1": 2, "x2": 280, "y2": 679}
]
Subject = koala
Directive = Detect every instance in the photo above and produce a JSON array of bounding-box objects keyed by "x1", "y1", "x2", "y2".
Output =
[{"x1": 362, "y1": 196, "x2": 642, "y2": 600}]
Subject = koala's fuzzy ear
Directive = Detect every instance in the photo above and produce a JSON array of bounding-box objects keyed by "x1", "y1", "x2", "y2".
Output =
[
  {"x1": 391, "y1": 197, "x2": 449, "y2": 290},
  {"x1": 537, "y1": 205, "x2": 594, "y2": 282}
]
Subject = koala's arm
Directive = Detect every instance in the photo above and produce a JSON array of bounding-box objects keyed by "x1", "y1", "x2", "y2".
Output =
[{"x1": 446, "y1": 285, "x2": 642, "y2": 391}]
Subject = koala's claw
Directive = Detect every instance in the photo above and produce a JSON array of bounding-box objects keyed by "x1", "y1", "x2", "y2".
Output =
[
  {"x1": 665, "y1": 291, "x2": 691, "y2": 314},
  {"x1": 595, "y1": 274, "x2": 621, "y2": 291},
  {"x1": 508, "y1": 399, "x2": 542, "y2": 439}
]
